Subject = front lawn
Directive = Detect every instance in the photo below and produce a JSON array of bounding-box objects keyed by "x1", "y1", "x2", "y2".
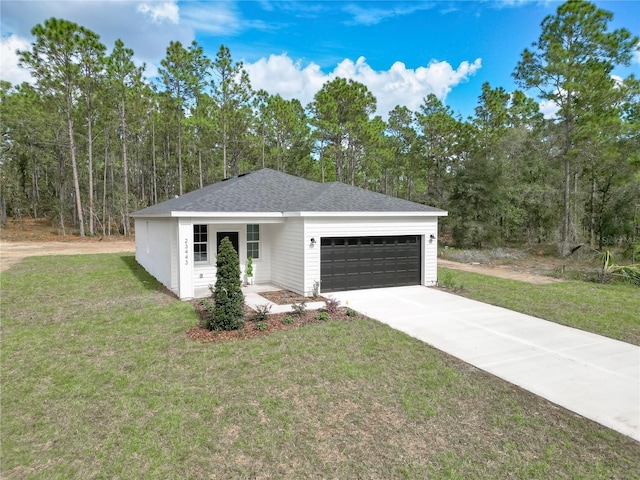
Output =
[
  {"x1": 438, "y1": 267, "x2": 640, "y2": 346},
  {"x1": 1, "y1": 254, "x2": 638, "y2": 479}
]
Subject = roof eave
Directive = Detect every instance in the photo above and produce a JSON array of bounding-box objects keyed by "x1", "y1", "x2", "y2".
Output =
[
  {"x1": 284, "y1": 210, "x2": 448, "y2": 217},
  {"x1": 132, "y1": 211, "x2": 286, "y2": 218},
  {"x1": 132, "y1": 210, "x2": 448, "y2": 219}
]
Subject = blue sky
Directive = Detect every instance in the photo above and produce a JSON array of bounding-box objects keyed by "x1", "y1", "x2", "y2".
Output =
[{"x1": 1, "y1": 1, "x2": 639, "y2": 119}]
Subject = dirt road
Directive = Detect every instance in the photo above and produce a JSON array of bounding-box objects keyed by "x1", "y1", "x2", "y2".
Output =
[
  {"x1": 438, "y1": 259, "x2": 562, "y2": 284},
  {"x1": 0, "y1": 239, "x2": 135, "y2": 272}
]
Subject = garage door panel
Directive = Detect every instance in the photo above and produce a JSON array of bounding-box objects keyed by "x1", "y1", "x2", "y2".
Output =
[{"x1": 321, "y1": 235, "x2": 421, "y2": 292}]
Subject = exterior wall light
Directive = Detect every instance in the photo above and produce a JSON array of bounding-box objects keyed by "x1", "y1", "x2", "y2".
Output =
[
  {"x1": 310, "y1": 238, "x2": 317, "y2": 245},
  {"x1": 429, "y1": 234, "x2": 436, "y2": 243}
]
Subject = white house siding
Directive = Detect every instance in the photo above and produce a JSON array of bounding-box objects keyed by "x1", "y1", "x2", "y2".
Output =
[
  {"x1": 178, "y1": 219, "x2": 195, "y2": 299},
  {"x1": 169, "y1": 222, "x2": 179, "y2": 294},
  {"x1": 193, "y1": 263, "x2": 216, "y2": 293},
  {"x1": 190, "y1": 221, "x2": 275, "y2": 297},
  {"x1": 269, "y1": 218, "x2": 305, "y2": 294},
  {"x1": 303, "y1": 216, "x2": 439, "y2": 294},
  {"x1": 192, "y1": 223, "x2": 226, "y2": 294},
  {"x1": 134, "y1": 218, "x2": 176, "y2": 294},
  {"x1": 135, "y1": 214, "x2": 439, "y2": 299}
]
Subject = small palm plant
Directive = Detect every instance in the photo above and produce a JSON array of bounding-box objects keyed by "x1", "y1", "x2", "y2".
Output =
[{"x1": 601, "y1": 250, "x2": 640, "y2": 286}]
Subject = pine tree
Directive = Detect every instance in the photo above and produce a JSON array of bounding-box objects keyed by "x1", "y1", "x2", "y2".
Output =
[
  {"x1": 309, "y1": 78, "x2": 376, "y2": 184},
  {"x1": 18, "y1": 18, "x2": 105, "y2": 236},
  {"x1": 513, "y1": 0, "x2": 638, "y2": 256},
  {"x1": 210, "y1": 237, "x2": 245, "y2": 331},
  {"x1": 212, "y1": 45, "x2": 254, "y2": 178},
  {"x1": 106, "y1": 39, "x2": 145, "y2": 235}
]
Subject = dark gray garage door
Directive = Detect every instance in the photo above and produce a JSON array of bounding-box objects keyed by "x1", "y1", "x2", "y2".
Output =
[{"x1": 320, "y1": 236, "x2": 421, "y2": 293}]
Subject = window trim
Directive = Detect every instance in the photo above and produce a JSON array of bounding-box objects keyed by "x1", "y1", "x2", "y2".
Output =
[
  {"x1": 246, "y1": 224, "x2": 260, "y2": 260},
  {"x1": 193, "y1": 224, "x2": 209, "y2": 263}
]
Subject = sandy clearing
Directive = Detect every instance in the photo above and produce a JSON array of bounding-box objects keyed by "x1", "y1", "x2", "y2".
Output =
[
  {"x1": 438, "y1": 259, "x2": 563, "y2": 284},
  {"x1": 0, "y1": 240, "x2": 135, "y2": 272}
]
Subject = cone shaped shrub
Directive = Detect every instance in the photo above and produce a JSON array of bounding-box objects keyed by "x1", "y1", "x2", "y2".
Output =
[{"x1": 209, "y1": 236, "x2": 245, "y2": 331}]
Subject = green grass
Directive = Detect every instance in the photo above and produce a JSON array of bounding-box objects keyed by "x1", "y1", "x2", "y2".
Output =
[
  {"x1": 439, "y1": 267, "x2": 640, "y2": 346},
  {"x1": 1, "y1": 254, "x2": 639, "y2": 479}
]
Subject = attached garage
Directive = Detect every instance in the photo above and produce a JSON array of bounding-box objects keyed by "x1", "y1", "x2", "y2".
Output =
[
  {"x1": 320, "y1": 235, "x2": 422, "y2": 292},
  {"x1": 133, "y1": 169, "x2": 447, "y2": 299}
]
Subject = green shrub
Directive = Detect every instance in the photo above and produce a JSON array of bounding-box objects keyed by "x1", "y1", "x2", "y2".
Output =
[
  {"x1": 246, "y1": 256, "x2": 254, "y2": 277},
  {"x1": 346, "y1": 309, "x2": 357, "y2": 317},
  {"x1": 291, "y1": 299, "x2": 307, "y2": 316},
  {"x1": 324, "y1": 297, "x2": 340, "y2": 314},
  {"x1": 209, "y1": 237, "x2": 245, "y2": 331},
  {"x1": 282, "y1": 316, "x2": 295, "y2": 325},
  {"x1": 256, "y1": 321, "x2": 268, "y2": 331},
  {"x1": 252, "y1": 304, "x2": 272, "y2": 322},
  {"x1": 601, "y1": 250, "x2": 640, "y2": 286},
  {"x1": 198, "y1": 298, "x2": 216, "y2": 328},
  {"x1": 438, "y1": 271, "x2": 464, "y2": 291},
  {"x1": 311, "y1": 280, "x2": 320, "y2": 298},
  {"x1": 316, "y1": 311, "x2": 329, "y2": 321},
  {"x1": 616, "y1": 266, "x2": 640, "y2": 286},
  {"x1": 439, "y1": 270, "x2": 455, "y2": 287}
]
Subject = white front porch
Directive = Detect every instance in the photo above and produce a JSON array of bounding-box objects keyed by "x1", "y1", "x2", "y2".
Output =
[{"x1": 195, "y1": 282, "x2": 328, "y2": 314}]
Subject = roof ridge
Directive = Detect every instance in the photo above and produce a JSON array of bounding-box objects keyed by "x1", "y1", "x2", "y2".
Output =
[{"x1": 132, "y1": 168, "x2": 447, "y2": 216}]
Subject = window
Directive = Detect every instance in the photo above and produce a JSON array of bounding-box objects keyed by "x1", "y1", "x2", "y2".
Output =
[
  {"x1": 194, "y1": 225, "x2": 208, "y2": 262},
  {"x1": 246, "y1": 224, "x2": 260, "y2": 259}
]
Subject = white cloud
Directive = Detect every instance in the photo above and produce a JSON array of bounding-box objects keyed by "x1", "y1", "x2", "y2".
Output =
[
  {"x1": 538, "y1": 99, "x2": 559, "y2": 119},
  {"x1": 179, "y1": 2, "x2": 247, "y2": 35},
  {"x1": 137, "y1": 1, "x2": 180, "y2": 24},
  {"x1": 0, "y1": 34, "x2": 33, "y2": 86},
  {"x1": 0, "y1": 0, "x2": 272, "y2": 88},
  {"x1": 611, "y1": 74, "x2": 624, "y2": 87},
  {"x1": 1, "y1": 1, "x2": 484, "y2": 116},
  {"x1": 244, "y1": 54, "x2": 482, "y2": 118},
  {"x1": 0, "y1": 33, "x2": 157, "y2": 87},
  {"x1": 493, "y1": 0, "x2": 544, "y2": 8},
  {"x1": 343, "y1": 3, "x2": 436, "y2": 26},
  {"x1": 244, "y1": 54, "x2": 327, "y2": 104},
  {"x1": 0, "y1": 0, "x2": 193, "y2": 81}
]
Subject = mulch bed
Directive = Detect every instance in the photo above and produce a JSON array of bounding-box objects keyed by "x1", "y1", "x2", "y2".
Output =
[
  {"x1": 188, "y1": 300, "x2": 357, "y2": 343},
  {"x1": 257, "y1": 289, "x2": 329, "y2": 305}
]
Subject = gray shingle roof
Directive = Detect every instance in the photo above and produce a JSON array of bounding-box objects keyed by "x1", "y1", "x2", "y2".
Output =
[{"x1": 132, "y1": 169, "x2": 447, "y2": 216}]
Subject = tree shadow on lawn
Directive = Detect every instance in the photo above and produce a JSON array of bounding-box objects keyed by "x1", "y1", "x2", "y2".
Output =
[{"x1": 119, "y1": 254, "x2": 177, "y2": 297}]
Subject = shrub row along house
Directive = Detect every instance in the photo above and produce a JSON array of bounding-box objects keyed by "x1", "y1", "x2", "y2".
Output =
[{"x1": 132, "y1": 169, "x2": 447, "y2": 299}]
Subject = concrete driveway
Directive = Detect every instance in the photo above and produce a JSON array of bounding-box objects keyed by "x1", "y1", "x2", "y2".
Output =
[{"x1": 330, "y1": 286, "x2": 640, "y2": 442}]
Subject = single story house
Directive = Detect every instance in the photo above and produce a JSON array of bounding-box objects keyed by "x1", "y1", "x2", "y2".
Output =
[{"x1": 132, "y1": 169, "x2": 448, "y2": 299}]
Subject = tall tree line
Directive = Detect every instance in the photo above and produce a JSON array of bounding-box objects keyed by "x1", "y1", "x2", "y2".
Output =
[{"x1": 1, "y1": 1, "x2": 638, "y2": 254}]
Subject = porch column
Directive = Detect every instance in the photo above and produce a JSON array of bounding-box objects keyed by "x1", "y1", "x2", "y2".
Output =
[{"x1": 178, "y1": 218, "x2": 194, "y2": 299}]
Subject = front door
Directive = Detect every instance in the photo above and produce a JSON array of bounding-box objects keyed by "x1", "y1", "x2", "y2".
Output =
[{"x1": 216, "y1": 232, "x2": 240, "y2": 258}]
